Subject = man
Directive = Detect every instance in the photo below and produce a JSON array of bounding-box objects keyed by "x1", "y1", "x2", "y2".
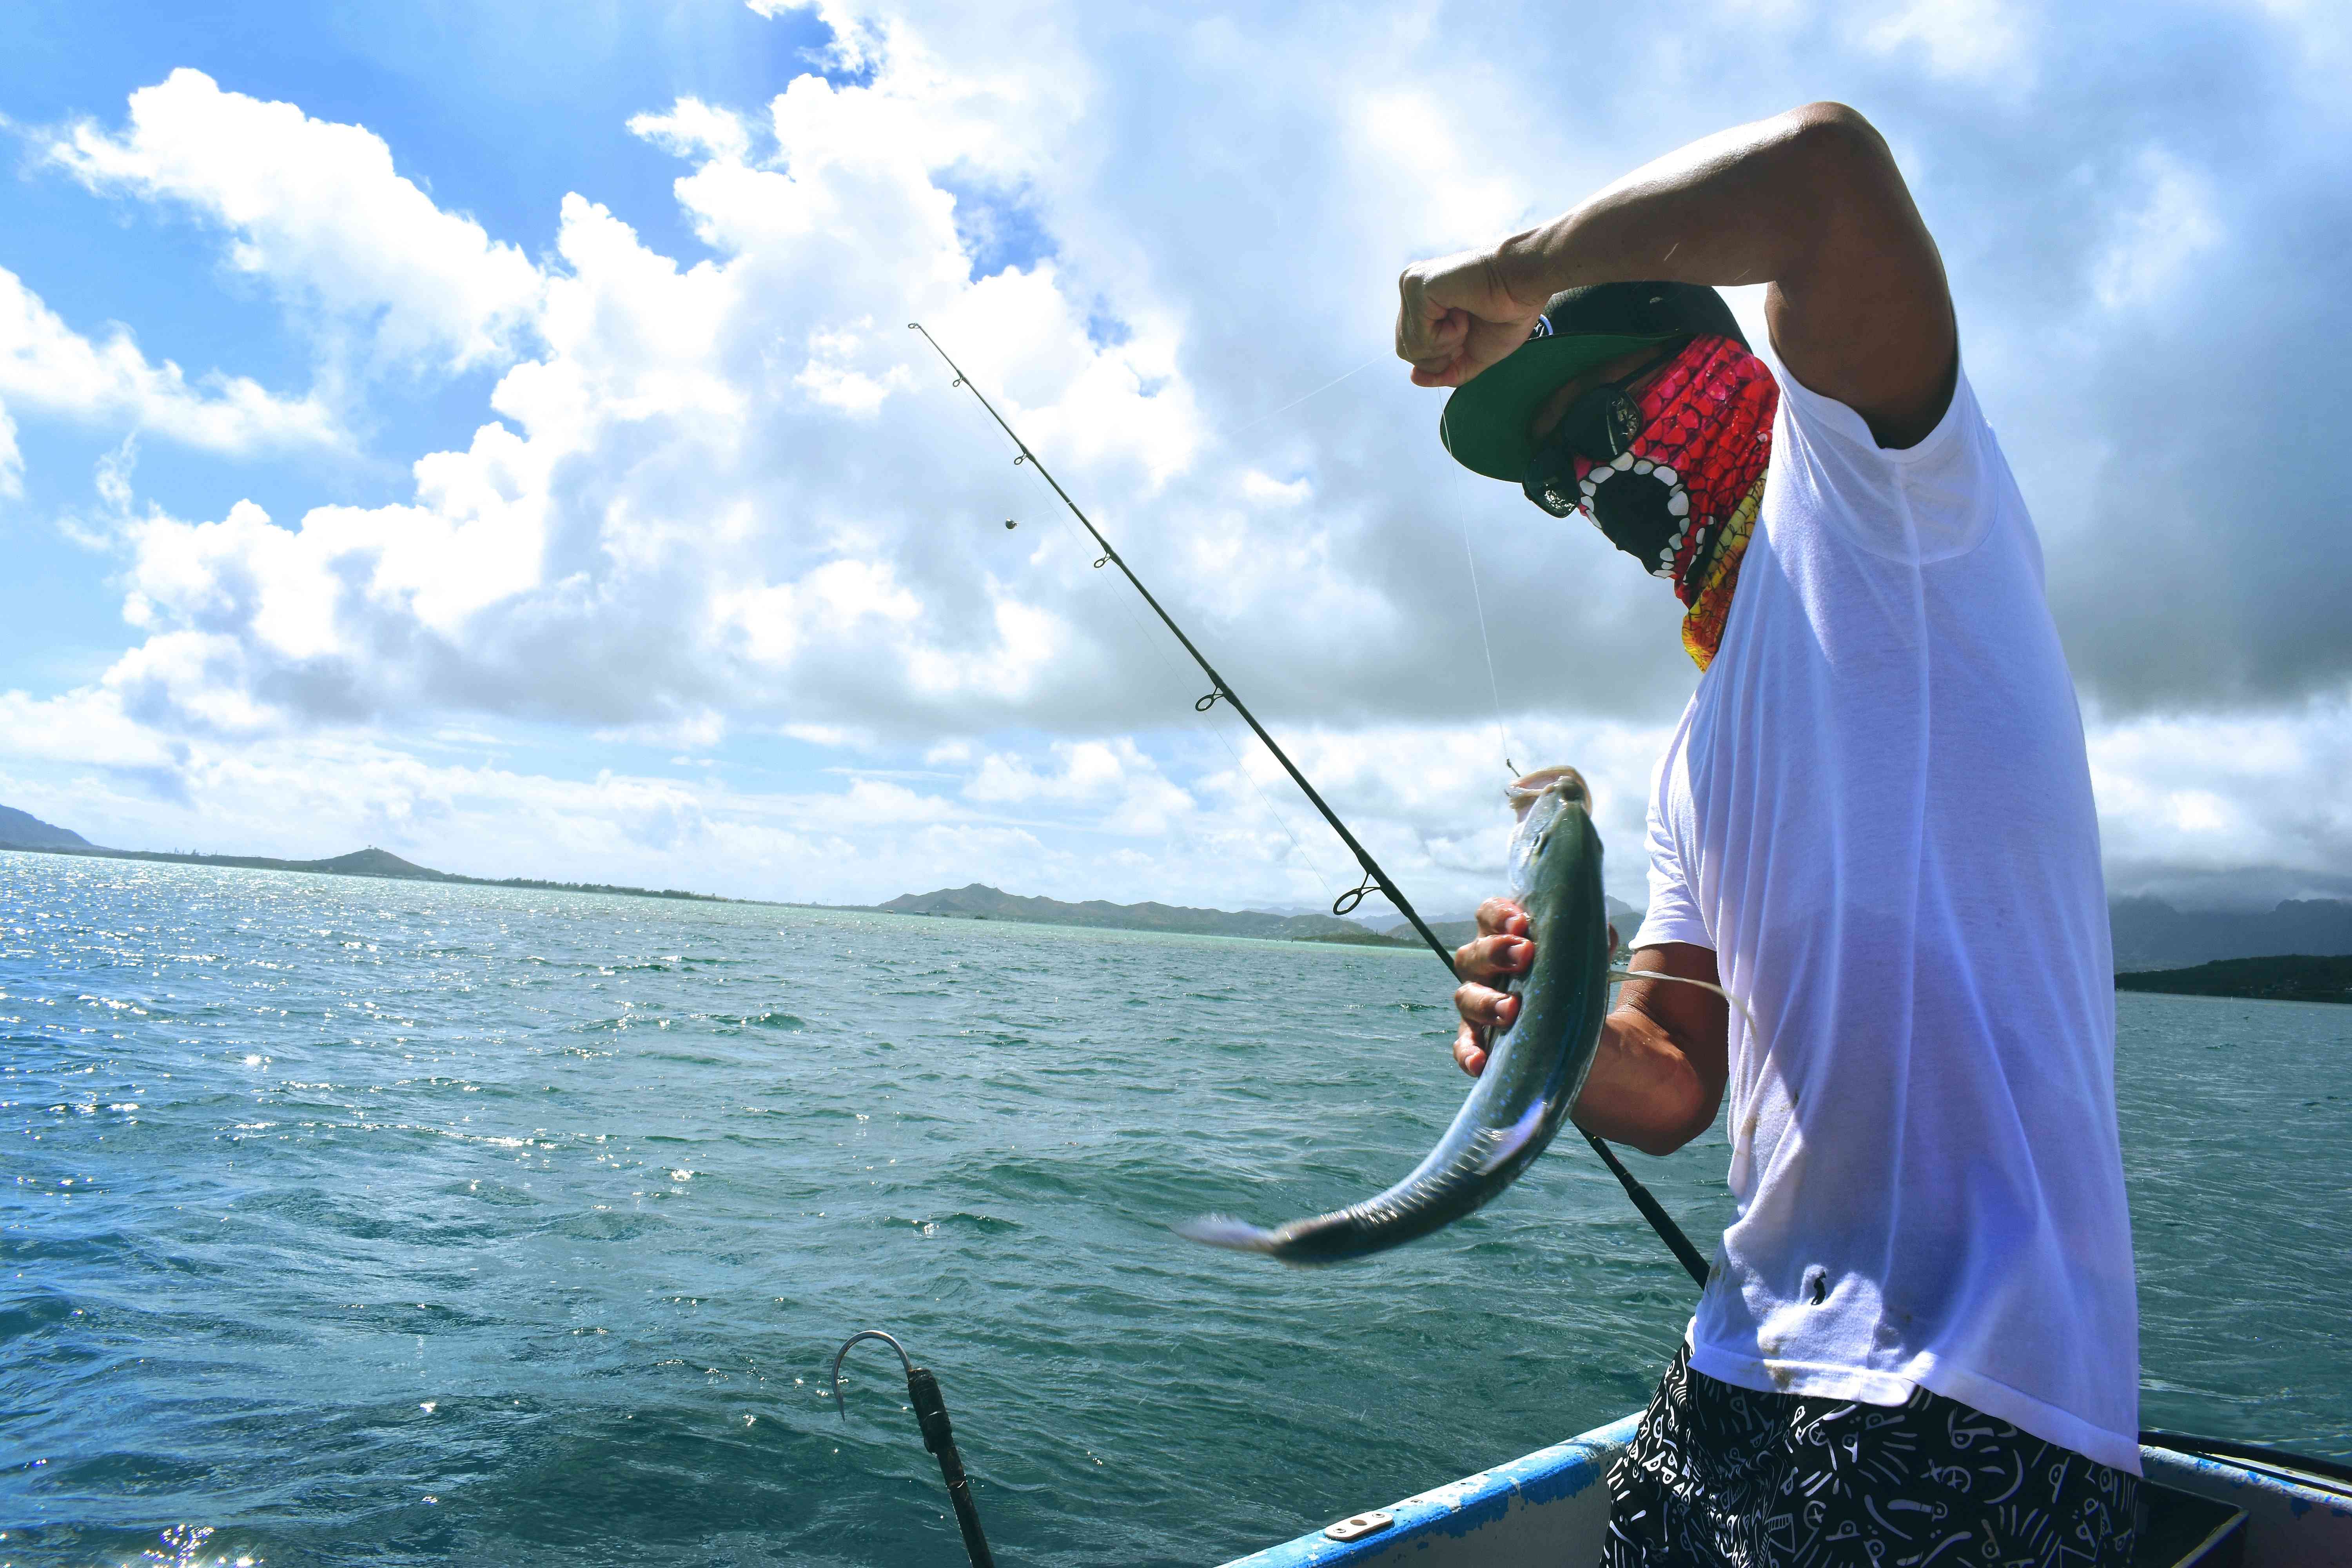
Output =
[{"x1": 1396, "y1": 104, "x2": 2140, "y2": 1566}]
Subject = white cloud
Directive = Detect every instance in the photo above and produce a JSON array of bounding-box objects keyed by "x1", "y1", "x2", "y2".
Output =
[
  {"x1": 5, "y1": 2, "x2": 2347, "y2": 913},
  {"x1": 0, "y1": 687, "x2": 183, "y2": 774},
  {"x1": 0, "y1": 403, "x2": 20, "y2": 497},
  {"x1": 963, "y1": 737, "x2": 1198, "y2": 836},
  {"x1": 2087, "y1": 695, "x2": 2352, "y2": 892},
  {"x1": 1862, "y1": 0, "x2": 2036, "y2": 82},
  {"x1": 628, "y1": 98, "x2": 753, "y2": 165},
  {"x1": 1347, "y1": 89, "x2": 1534, "y2": 253},
  {"x1": 47, "y1": 45, "x2": 1206, "y2": 743},
  {"x1": 2091, "y1": 149, "x2": 2224, "y2": 312},
  {"x1": 0, "y1": 265, "x2": 336, "y2": 454},
  {"x1": 49, "y1": 68, "x2": 544, "y2": 374},
  {"x1": 8, "y1": 666, "x2": 2352, "y2": 918}
]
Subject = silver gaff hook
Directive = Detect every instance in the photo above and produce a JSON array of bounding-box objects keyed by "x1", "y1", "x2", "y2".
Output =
[
  {"x1": 829, "y1": 1327, "x2": 998, "y2": 1568},
  {"x1": 831, "y1": 1327, "x2": 913, "y2": 1422}
]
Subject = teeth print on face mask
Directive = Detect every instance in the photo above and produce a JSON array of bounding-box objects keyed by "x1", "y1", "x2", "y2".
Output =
[{"x1": 1529, "y1": 334, "x2": 1778, "y2": 670}]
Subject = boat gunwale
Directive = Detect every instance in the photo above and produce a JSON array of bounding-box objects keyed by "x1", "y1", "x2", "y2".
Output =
[
  {"x1": 1216, "y1": 1412, "x2": 1638, "y2": 1566},
  {"x1": 1220, "y1": 1416, "x2": 2352, "y2": 1566},
  {"x1": 2140, "y1": 1429, "x2": 2352, "y2": 1492}
]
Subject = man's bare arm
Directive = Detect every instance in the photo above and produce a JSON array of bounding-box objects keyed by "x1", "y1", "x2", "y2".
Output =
[
  {"x1": 1575, "y1": 942, "x2": 1729, "y2": 1156},
  {"x1": 1399, "y1": 102, "x2": 1956, "y2": 448},
  {"x1": 1454, "y1": 913, "x2": 1728, "y2": 1158}
]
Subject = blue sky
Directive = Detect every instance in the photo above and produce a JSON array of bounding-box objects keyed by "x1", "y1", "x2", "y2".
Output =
[
  {"x1": 1, "y1": 0, "x2": 2347, "y2": 912},
  {"x1": 0, "y1": 0, "x2": 839, "y2": 699}
]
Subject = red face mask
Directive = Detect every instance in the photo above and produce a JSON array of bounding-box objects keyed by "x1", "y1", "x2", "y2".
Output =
[{"x1": 1538, "y1": 335, "x2": 1777, "y2": 669}]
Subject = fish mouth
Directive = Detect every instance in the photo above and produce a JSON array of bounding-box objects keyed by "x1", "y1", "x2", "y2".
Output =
[{"x1": 1507, "y1": 766, "x2": 1590, "y2": 813}]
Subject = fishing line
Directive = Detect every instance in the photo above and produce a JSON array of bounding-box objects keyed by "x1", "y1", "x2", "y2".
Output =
[
  {"x1": 1198, "y1": 713, "x2": 1343, "y2": 902},
  {"x1": 911, "y1": 321, "x2": 1449, "y2": 953},
  {"x1": 1196, "y1": 350, "x2": 1399, "y2": 893},
  {"x1": 911, "y1": 321, "x2": 1711, "y2": 1289},
  {"x1": 1042, "y1": 495, "x2": 1341, "y2": 902},
  {"x1": 1211, "y1": 344, "x2": 1518, "y2": 786},
  {"x1": 1212, "y1": 357, "x2": 1383, "y2": 442},
  {"x1": 1456, "y1": 511, "x2": 1518, "y2": 777}
]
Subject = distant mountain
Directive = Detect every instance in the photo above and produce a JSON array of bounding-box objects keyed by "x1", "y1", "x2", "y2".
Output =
[
  {"x1": 0, "y1": 810, "x2": 726, "y2": 905},
  {"x1": 869, "y1": 885, "x2": 1656, "y2": 951},
  {"x1": 13, "y1": 795, "x2": 2349, "y2": 969},
  {"x1": 2116, "y1": 955, "x2": 2352, "y2": 1005},
  {"x1": 875, "y1": 883, "x2": 1396, "y2": 943},
  {"x1": 1383, "y1": 895, "x2": 1646, "y2": 953},
  {"x1": 0, "y1": 805, "x2": 91, "y2": 850},
  {"x1": 2110, "y1": 896, "x2": 2352, "y2": 971}
]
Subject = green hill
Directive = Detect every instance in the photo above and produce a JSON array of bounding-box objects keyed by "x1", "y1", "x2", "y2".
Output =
[
  {"x1": 876, "y1": 882, "x2": 1395, "y2": 942},
  {"x1": 2111, "y1": 895, "x2": 2352, "y2": 969},
  {"x1": 0, "y1": 813, "x2": 724, "y2": 906},
  {"x1": 0, "y1": 805, "x2": 91, "y2": 850},
  {"x1": 2115, "y1": 954, "x2": 2352, "y2": 1004}
]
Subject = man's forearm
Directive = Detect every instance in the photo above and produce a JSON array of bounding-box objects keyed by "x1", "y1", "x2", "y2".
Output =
[
  {"x1": 1489, "y1": 107, "x2": 1844, "y2": 310},
  {"x1": 1572, "y1": 1005, "x2": 1719, "y2": 1157},
  {"x1": 1481, "y1": 100, "x2": 1955, "y2": 447}
]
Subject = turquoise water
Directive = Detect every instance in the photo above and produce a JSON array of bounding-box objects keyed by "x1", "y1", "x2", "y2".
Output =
[{"x1": 3, "y1": 849, "x2": 2347, "y2": 1567}]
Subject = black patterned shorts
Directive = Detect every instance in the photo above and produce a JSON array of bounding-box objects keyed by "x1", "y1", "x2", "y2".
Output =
[{"x1": 1601, "y1": 1344, "x2": 2138, "y2": 1568}]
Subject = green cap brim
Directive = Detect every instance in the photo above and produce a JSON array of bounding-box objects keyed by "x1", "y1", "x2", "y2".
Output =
[{"x1": 1438, "y1": 331, "x2": 1679, "y2": 482}]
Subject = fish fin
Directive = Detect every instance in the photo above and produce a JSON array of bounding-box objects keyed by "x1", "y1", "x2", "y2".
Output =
[
  {"x1": 1606, "y1": 967, "x2": 1762, "y2": 1044},
  {"x1": 1172, "y1": 1214, "x2": 1281, "y2": 1254}
]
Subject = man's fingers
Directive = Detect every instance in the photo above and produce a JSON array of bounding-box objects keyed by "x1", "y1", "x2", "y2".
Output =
[
  {"x1": 1397, "y1": 300, "x2": 1465, "y2": 370},
  {"x1": 1453, "y1": 981, "x2": 1519, "y2": 1032},
  {"x1": 1476, "y1": 898, "x2": 1529, "y2": 938},
  {"x1": 1452, "y1": 932, "x2": 1532, "y2": 984},
  {"x1": 1453, "y1": 1024, "x2": 1488, "y2": 1078},
  {"x1": 1398, "y1": 251, "x2": 1540, "y2": 387},
  {"x1": 1449, "y1": 895, "x2": 1528, "y2": 1078}
]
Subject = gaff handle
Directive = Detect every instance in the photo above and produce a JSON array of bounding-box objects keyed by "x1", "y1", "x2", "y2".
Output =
[
  {"x1": 833, "y1": 1328, "x2": 997, "y2": 1568},
  {"x1": 907, "y1": 1365, "x2": 995, "y2": 1568}
]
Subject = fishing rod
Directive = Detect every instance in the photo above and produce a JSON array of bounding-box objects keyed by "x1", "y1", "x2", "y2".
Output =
[
  {"x1": 908, "y1": 323, "x2": 1710, "y2": 1290},
  {"x1": 908, "y1": 322, "x2": 1448, "y2": 961}
]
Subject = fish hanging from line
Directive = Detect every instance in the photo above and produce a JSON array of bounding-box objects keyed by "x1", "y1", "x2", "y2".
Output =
[
  {"x1": 907, "y1": 320, "x2": 1724, "y2": 1280},
  {"x1": 1176, "y1": 767, "x2": 1611, "y2": 1263},
  {"x1": 1176, "y1": 768, "x2": 1745, "y2": 1265}
]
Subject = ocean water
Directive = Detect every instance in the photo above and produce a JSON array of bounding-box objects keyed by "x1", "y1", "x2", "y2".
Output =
[{"x1": 2, "y1": 849, "x2": 2346, "y2": 1568}]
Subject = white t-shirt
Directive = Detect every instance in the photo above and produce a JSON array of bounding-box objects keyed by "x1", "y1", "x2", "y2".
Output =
[{"x1": 1631, "y1": 347, "x2": 2141, "y2": 1473}]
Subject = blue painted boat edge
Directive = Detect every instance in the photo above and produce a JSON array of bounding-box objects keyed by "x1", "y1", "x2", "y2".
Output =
[
  {"x1": 2145, "y1": 1442, "x2": 2352, "y2": 1520},
  {"x1": 1218, "y1": 1411, "x2": 1644, "y2": 1567}
]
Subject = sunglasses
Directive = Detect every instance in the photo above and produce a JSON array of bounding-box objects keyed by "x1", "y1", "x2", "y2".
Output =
[{"x1": 1520, "y1": 342, "x2": 1687, "y2": 519}]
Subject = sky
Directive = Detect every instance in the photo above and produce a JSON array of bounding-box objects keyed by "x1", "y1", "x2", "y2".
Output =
[{"x1": 1, "y1": 0, "x2": 2347, "y2": 917}]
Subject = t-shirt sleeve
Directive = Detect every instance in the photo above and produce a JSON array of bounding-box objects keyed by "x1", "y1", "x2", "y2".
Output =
[
  {"x1": 1758, "y1": 342, "x2": 1996, "y2": 566},
  {"x1": 1632, "y1": 748, "x2": 1711, "y2": 953}
]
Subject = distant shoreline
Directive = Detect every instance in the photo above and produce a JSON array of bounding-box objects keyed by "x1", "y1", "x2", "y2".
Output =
[
  {"x1": 9, "y1": 837, "x2": 2346, "y2": 993},
  {"x1": 2115, "y1": 954, "x2": 2352, "y2": 1005},
  {"x1": 0, "y1": 840, "x2": 1434, "y2": 946},
  {"x1": 0, "y1": 838, "x2": 744, "y2": 906}
]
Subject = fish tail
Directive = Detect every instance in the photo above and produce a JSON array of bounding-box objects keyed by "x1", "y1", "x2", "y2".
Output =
[{"x1": 1172, "y1": 1214, "x2": 1282, "y2": 1254}]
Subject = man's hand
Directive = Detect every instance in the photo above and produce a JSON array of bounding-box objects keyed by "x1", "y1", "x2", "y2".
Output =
[
  {"x1": 1396, "y1": 250, "x2": 1543, "y2": 388},
  {"x1": 1450, "y1": 899, "x2": 1729, "y2": 1158},
  {"x1": 1449, "y1": 897, "x2": 1535, "y2": 1076},
  {"x1": 1450, "y1": 898, "x2": 1622, "y2": 1076}
]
